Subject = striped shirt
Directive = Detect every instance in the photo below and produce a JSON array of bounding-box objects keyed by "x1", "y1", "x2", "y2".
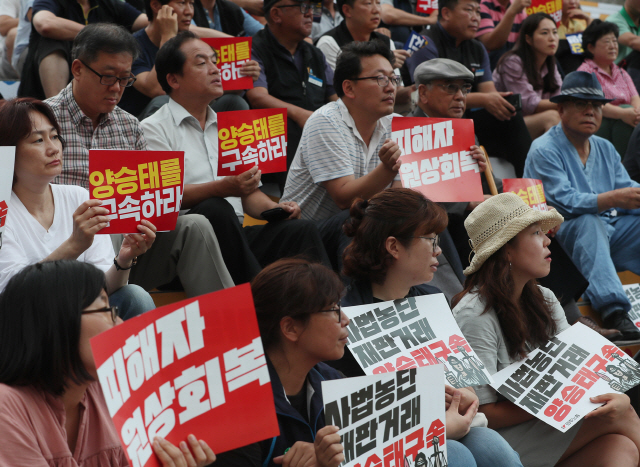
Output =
[
  {"x1": 282, "y1": 99, "x2": 399, "y2": 221},
  {"x1": 577, "y1": 59, "x2": 639, "y2": 106},
  {"x1": 476, "y1": 0, "x2": 526, "y2": 49},
  {"x1": 45, "y1": 83, "x2": 147, "y2": 189}
]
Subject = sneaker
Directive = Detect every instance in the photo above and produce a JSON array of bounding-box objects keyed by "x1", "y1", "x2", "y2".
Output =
[
  {"x1": 577, "y1": 316, "x2": 623, "y2": 342},
  {"x1": 603, "y1": 311, "x2": 640, "y2": 344}
]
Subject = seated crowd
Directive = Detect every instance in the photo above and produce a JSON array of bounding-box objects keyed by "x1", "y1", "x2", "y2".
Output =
[{"x1": 5, "y1": 0, "x2": 640, "y2": 464}]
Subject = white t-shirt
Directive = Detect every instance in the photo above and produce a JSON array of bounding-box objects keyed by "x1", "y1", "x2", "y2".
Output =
[{"x1": 0, "y1": 184, "x2": 115, "y2": 292}]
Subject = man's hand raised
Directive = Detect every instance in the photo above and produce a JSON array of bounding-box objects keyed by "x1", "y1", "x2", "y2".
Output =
[
  {"x1": 378, "y1": 139, "x2": 402, "y2": 172},
  {"x1": 221, "y1": 165, "x2": 261, "y2": 197}
]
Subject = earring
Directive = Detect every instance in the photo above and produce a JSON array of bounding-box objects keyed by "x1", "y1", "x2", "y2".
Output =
[{"x1": 509, "y1": 262, "x2": 512, "y2": 271}]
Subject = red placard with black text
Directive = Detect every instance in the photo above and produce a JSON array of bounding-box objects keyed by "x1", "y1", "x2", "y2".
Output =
[
  {"x1": 89, "y1": 150, "x2": 184, "y2": 234},
  {"x1": 90, "y1": 284, "x2": 280, "y2": 467},
  {"x1": 393, "y1": 117, "x2": 483, "y2": 202},
  {"x1": 217, "y1": 108, "x2": 287, "y2": 176},
  {"x1": 202, "y1": 37, "x2": 253, "y2": 91}
]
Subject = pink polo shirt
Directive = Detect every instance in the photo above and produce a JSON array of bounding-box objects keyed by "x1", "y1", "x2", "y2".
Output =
[
  {"x1": 0, "y1": 382, "x2": 129, "y2": 467},
  {"x1": 577, "y1": 59, "x2": 638, "y2": 106}
]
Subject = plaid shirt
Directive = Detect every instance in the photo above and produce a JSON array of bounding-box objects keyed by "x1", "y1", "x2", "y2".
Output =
[{"x1": 45, "y1": 83, "x2": 147, "y2": 189}]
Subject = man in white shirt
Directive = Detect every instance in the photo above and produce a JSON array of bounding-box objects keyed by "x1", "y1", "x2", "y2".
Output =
[{"x1": 142, "y1": 31, "x2": 331, "y2": 284}]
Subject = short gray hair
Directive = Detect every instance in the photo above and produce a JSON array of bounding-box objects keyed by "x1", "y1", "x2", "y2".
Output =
[{"x1": 72, "y1": 23, "x2": 139, "y2": 64}]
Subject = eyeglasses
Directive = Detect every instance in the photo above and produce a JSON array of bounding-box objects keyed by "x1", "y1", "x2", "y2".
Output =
[
  {"x1": 408, "y1": 235, "x2": 440, "y2": 251},
  {"x1": 80, "y1": 60, "x2": 137, "y2": 87},
  {"x1": 597, "y1": 39, "x2": 618, "y2": 46},
  {"x1": 276, "y1": 2, "x2": 315, "y2": 14},
  {"x1": 312, "y1": 303, "x2": 342, "y2": 323},
  {"x1": 435, "y1": 83, "x2": 472, "y2": 96},
  {"x1": 82, "y1": 305, "x2": 119, "y2": 324},
  {"x1": 567, "y1": 100, "x2": 603, "y2": 111},
  {"x1": 350, "y1": 75, "x2": 403, "y2": 87}
]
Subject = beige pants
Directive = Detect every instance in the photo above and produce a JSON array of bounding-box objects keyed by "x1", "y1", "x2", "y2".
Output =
[{"x1": 128, "y1": 214, "x2": 234, "y2": 297}]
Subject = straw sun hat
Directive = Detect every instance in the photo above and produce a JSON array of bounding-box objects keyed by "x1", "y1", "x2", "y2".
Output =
[{"x1": 463, "y1": 193, "x2": 564, "y2": 276}]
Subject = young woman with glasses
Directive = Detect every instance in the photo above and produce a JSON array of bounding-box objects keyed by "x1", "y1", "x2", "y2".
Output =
[
  {"x1": 331, "y1": 187, "x2": 523, "y2": 467},
  {"x1": 0, "y1": 97, "x2": 156, "y2": 319},
  {"x1": 0, "y1": 260, "x2": 216, "y2": 466}
]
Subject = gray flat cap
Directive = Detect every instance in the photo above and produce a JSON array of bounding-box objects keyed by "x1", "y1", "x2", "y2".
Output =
[{"x1": 413, "y1": 58, "x2": 474, "y2": 85}]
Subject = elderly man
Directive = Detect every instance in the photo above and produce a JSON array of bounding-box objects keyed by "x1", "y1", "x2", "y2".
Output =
[
  {"x1": 46, "y1": 23, "x2": 234, "y2": 298},
  {"x1": 525, "y1": 71, "x2": 640, "y2": 343}
]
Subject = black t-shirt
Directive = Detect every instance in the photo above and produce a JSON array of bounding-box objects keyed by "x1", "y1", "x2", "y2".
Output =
[
  {"x1": 33, "y1": 0, "x2": 141, "y2": 30},
  {"x1": 286, "y1": 383, "x2": 308, "y2": 423}
]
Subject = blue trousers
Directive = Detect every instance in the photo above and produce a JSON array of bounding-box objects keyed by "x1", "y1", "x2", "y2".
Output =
[
  {"x1": 109, "y1": 284, "x2": 155, "y2": 321},
  {"x1": 556, "y1": 213, "x2": 640, "y2": 318},
  {"x1": 448, "y1": 427, "x2": 523, "y2": 467}
]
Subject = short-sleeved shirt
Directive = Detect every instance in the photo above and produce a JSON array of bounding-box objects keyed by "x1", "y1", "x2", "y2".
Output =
[
  {"x1": 607, "y1": 7, "x2": 640, "y2": 64},
  {"x1": 281, "y1": 99, "x2": 399, "y2": 221},
  {"x1": 493, "y1": 54, "x2": 562, "y2": 115},
  {"x1": 311, "y1": 7, "x2": 343, "y2": 41},
  {"x1": 32, "y1": 0, "x2": 140, "y2": 29},
  {"x1": 119, "y1": 28, "x2": 159, "y2": 116},
  {"x1": 0, "y1": 382, "x2": 128, "y2": 467},
  {"x1": 45, "y1": 82, "x2": 148, "y2": 189},
  {"x1": 0, "y1": 184, "x2": 114, "y2": 293},
  {"x1": 252, "y1": 28, "x2": 335, "y2": 97},
  {"x1": 577, "y1": 58, "x2": 639, "y2": 106},
  {"x1": 557, "y1": 18, "x2": 588, "y2": 39}
]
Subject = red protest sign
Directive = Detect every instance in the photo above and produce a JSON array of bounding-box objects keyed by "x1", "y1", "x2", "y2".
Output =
[
  {"x1": 503, "y1": 178, "x2": 549, "y2": 211},
  {"x1": 526, "y1": 0, "x2": 562, "y2": 24},
  {"x1": 416, "y1": 0, "x2": 437, "y2": 14},
  {"x1": 393, "y1": 117, "x2": 484, "y2": 202},
  {"x1": 89, "y1": 150, "x2": 184, "y2": 234},
  {"x1": 218, "y1": 108, "x2": 287, "y2": 176},
  {"x1": 202, "y1": 37, "x2": 253, "y2": 91},
  {"x1": 90, "y1": 284, "x2": 280, "y2": 467}
]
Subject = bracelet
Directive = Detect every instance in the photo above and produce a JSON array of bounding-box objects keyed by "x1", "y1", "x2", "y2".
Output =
[{"x1": 114, "y1": 256, "x2": 137, "y2": 271}]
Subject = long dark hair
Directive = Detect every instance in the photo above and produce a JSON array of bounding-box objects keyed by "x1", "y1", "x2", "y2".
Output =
[
  {"x1": 0, "y1": 261, "x2": 106, "y2": 396},
  {"x1": 452, "y1": 243, "x2": 557, "y2": 360},
  {"x1": 496, "y1": 12, "x2": 560, "y2": 94},
  {"x1": 342, "y1": 188, "x2": 448, "y2": 285}
]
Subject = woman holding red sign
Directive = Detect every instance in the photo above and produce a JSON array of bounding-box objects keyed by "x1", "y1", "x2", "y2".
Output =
[
  {"x1": 333, "y1": 187, "x2": 523, "y2": 467},
  {"x1": 0, "y1": 260, "x2": 217, "y2": 466},
  {"x1": 453, "y1": 193, "x2": 640, "y2": 467},
  {"x1": 0, "y1": 97, "x2": 156, "y2": 320}
]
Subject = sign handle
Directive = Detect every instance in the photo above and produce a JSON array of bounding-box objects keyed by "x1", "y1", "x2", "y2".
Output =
[{"x1": 481, "y1": 146, "x2": 499, "y2": 196}]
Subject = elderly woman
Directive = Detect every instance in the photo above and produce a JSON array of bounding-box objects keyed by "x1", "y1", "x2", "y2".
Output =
[
  {"x1": 577, "y1": 20, "x2": 640, "y2": 157},
  {"x1": 0, "y1": 260, "x2": 216, "y2": 466},
  {"x1": 453, "y1": 193, "x2": 640, "y2": 467},
  {"x1": 0, "y1": 97, "x2": 156, "y2": 319}
]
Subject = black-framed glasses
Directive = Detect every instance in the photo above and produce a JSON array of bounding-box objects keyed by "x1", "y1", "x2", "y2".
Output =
[
  {"x1": 276, "y1": 2, "x2": 314, "y2": 14},
  {"x1": 436, "y1": 83, "x2": 472, "y2": 96},
  {"x1": 408, "y1": 235, "x2": 440, "y2": 251},
  {"x1": 312, "y1": 303, "x2": 342, "y2": 322},
  {"x1": 80, "y1": 60, "x2": 137, "y2": 87},
  {"x1": 350, "y1": 75, "x2": 403, "y2": 87},
  {"x1": 82, "y1": 305, "x2": 119, "y2": 324},
  {"x1": 567, "y1": 99, "x2": 604, "y2": 111}
]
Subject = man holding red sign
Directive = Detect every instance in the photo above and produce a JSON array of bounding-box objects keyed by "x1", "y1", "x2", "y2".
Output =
[{"x1": 143, "y1": 32, "x2": 331, "y2": 285}]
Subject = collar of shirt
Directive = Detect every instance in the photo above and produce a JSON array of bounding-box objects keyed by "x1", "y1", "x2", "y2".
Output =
[
  {"x1": 620, "y1": 6, "x2": 640, "y2": 31},
  {"x1": 437, "y1": 22, "x2": 459, "y2": 49},
  {"x1": 265, "y1": 25, "x2": 304, "y2": 60},
  {"x1": 167, "y1": 97, "x2": 218, "y2": 131},
  {"x1": 584, "y1": 59, "x2": 621, "y2": 83},
  {"x1": 337, "y1": 98, "x2": 391, "y2": 164},
  {"x1": 63, "y1": 82, "x2": 112, "y2": 128}
]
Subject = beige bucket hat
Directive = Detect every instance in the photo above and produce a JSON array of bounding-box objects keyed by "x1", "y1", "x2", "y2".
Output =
[{"x1": 464, "y1": 192, "x2": 564, "y2": 275}]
